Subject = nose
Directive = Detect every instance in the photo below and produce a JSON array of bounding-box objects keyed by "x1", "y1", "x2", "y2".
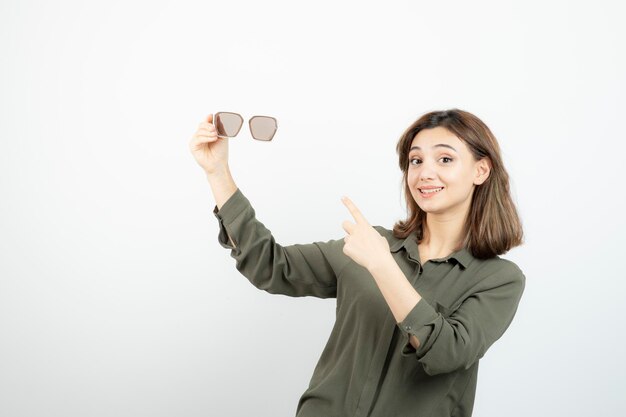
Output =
[{"x1": 418, "y1": 159, "x2": 437, "y2": 182}]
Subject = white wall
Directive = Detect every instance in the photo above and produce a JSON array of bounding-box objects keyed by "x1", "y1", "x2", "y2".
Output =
[{"x1": 1, "y1": 0, "x2": 624, "y2": 415}]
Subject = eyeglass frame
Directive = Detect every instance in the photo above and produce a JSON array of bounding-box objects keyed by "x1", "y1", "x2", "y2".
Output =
[{"x1": 214, "y1": 111, "x2": 278, "y2": 141}]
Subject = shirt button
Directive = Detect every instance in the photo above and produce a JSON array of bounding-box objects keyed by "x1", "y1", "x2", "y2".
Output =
[{"x1": 404, "y1": 325, "x2": 412, "y2": 331}]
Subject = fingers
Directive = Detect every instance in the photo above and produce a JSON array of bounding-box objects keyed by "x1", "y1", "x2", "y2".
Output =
[
  {"x1": 198, "y1": 121, "x2": 216, "y2": 131},
  {"x1": 189, "y1": 115, "x2": 222, "y2": 147},
  {"x1": 191, "y1": 126, "x2": 219, "y2": 146},
  {"x1": 341, "y1": 220, "x2": 355, "y2": 234},
  {"x1": 192, "y1": 131, "x2": 218, "y2": 143},
  {"x1": 194, "y1": 121, "x2": 217, "y2": 138},
  {"x1": 341, "y1": 196, "x2": 368, "y2": 225},
  {"x1": 196, "y1": 127, "x2": 213, "y2": 135}
]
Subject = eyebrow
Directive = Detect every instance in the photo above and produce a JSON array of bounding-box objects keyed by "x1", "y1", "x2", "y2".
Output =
[{"x1": 410, "y1": 144, "x2": 458, "y2": 153}]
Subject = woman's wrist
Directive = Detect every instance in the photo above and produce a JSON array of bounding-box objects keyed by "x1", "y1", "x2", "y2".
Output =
[
  {"x1": 206, "y1": 167, "x2": 238, "y2": 211},
  {"x1": 206, "y1": 165, "x2": 231, "y2": 181}
]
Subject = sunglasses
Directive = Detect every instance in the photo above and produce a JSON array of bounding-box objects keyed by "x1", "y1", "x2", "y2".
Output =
[{"x1": 214, "y1": 111, "x2": 278, "y2": 141}]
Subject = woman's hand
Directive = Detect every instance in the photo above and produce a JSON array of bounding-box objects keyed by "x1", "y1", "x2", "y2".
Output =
[
  {"x1": 189, "y1": 113, "x2": 230, "y2": 175},
  {"x1": 340, "y1": 196, "x2": 392, "y2": 272}
]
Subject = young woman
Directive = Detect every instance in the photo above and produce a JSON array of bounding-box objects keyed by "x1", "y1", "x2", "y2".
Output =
[{"x1": 189, "y1": 109, "x2": 525, "y2": 417}]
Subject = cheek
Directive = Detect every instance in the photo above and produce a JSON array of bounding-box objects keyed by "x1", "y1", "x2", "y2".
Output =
[
  {"x1": 407, "y1": 169, "x2": 419, "y2": 183},
  {"x1": 443, "y1": 175, "x2": 474, "y2": 197},
  {"x1": 439, "y1": 167, "x2": 467, "y2": 186}
]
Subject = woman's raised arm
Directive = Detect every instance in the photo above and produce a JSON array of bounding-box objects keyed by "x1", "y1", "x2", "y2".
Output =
[{"x1": 212, "y1": 186, "x2": 349, "y2": 299}]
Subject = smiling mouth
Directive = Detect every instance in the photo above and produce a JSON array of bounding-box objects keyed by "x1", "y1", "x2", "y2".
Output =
[{"x1": 419, "y1": 187, "x2": 444, "y2": 195}]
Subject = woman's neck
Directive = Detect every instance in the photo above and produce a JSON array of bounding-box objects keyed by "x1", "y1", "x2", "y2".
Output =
[{"x1": 420, "y1": 213, "x2": 466, "y2": 257}]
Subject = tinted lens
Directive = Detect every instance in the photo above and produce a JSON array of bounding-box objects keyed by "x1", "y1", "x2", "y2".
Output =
[
  {"x1": 249, "y1": 116, "x2": 277, "y2": 141},
  {"x1": 215, "y1": 112, "x2": 243, "y2": 137}
]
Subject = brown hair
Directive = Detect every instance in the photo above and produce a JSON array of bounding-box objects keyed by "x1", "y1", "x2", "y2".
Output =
[{"x1": 392, "y1": 108, "x2": 524, "y2": 259}]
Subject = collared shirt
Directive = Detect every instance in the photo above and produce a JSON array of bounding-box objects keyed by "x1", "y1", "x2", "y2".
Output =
[{"x1": 212, "y1": 187, "x2": 526, "y2": 417}]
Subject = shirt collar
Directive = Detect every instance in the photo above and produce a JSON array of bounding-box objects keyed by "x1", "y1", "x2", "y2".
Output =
[{"x1": 389, "y1": 233, "x2": 473, "y2": 269}]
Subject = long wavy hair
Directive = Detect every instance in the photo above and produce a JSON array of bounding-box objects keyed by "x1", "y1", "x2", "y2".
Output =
[{"x1": 392, "y1": 108, "x2": 524, "y2": 259}]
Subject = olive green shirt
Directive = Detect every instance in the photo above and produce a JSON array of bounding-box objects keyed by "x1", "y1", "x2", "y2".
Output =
[{"x1": 212, "y1": 187, "x2": 525, "y2": 417}]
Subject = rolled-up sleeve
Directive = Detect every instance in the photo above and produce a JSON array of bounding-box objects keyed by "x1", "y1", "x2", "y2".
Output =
[
  {"x1": 397, "y1": 264, "x2": 526, "y2": 376},
  {"x1": 212, "y1": 188, "x2": 347, "y2": 299}
]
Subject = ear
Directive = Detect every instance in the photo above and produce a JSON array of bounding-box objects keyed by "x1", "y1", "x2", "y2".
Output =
[{"x1": 473, "y1": 157, "x2": 491, "y2": 185}]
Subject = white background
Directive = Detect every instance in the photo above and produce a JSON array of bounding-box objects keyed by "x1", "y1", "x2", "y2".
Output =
[{"x1": 1, "y1": 0, "x2": 625, "y2": 416}]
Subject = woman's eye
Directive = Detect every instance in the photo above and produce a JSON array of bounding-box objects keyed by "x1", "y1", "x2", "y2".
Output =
[{"x1": 409, "y1": 157, "x2": 453, "y2": 165}]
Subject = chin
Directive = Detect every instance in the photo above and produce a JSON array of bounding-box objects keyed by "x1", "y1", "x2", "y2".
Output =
[
  {"x1": 418, "y1": 205, "x2": 439, "y2": 213},
  {"x1": 415, "y1": 199, "x2": 446, "y2": 214}
]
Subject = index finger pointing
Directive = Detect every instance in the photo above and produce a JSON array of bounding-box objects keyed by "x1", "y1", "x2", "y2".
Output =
[{"x1": 341, "y1": 196, "x2": 369, "y2": 225}]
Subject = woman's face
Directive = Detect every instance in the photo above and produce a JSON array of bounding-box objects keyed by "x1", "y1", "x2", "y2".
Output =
[{"x1": 407, "y1": 127, "x2": 489, "y2": 216}]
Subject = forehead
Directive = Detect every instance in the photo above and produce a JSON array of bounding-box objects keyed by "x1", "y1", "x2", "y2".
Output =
[{"x1": 410, "y1": 127, "x2": 465, "y2": 151}]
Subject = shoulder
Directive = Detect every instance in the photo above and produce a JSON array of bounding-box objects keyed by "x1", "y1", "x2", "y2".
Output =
[
  {"x1": 373, "y1": 225, "x2": 393, "y2": 236},
  {"x1": 372, "y1": 225, "x2": 400, "y2": 244},
  {"x1": 372, "y1": 225, "x2": 398, "y2": 240},
  {"x1": 469, "y1": 255, "x2": 526, "y2": 289}
]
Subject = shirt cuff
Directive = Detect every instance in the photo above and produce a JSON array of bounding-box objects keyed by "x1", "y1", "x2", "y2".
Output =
[
  {"x1": 212, "y1": 188, "x2": 247, "y2": 250},
  {"x1": 397, "y1": 297, "x2": 440, "y2": 358}
]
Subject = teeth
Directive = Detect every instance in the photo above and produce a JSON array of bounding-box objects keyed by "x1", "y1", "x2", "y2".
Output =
[{"x1": 420, "y1": 187, "x2": 443, "y2": 194}]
